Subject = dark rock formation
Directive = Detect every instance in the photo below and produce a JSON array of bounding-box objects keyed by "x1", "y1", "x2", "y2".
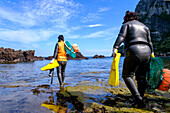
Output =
[
  {"x1": 44, "y1": 56, "x2": 53, "y2": 60},
  {"x1": 135, "y1": 0, "x2": 170, "y2": 55},
  {"x1": 54, "y1": 80, "x2": 170, "y2": 113},
  {"x1": 0, "y1": 47, "x2": 43, "y2": 63},
  {"x1": 92, "y1": 54, "x2": 105, "y2": 59},
  {"x1": 33, "y1": 56, "x2": 44, "y2": 61},
  {"x1": 68, "y1": 52, "x2": 89, "y2": 60},
  {"x1": 44, "y1": 52, "x2": 89, "y2": 60}
]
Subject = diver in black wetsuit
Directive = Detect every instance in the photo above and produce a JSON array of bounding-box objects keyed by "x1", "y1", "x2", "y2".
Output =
[
  {"x1": 112, "y1": 11, "x2": 154, "y2": 108},
  {"x1": 50, "y1": 35, "x2": 67, "y2": 89}
]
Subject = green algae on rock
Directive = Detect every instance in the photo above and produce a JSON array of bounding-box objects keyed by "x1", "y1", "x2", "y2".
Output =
[{"x1": 56, "y1": 80, "x2": 170, "y2": 113}]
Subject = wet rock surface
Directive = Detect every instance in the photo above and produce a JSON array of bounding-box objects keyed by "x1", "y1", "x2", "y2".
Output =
[{"x1": 39, "y1": 80, "x2": 170, "y2": 112}]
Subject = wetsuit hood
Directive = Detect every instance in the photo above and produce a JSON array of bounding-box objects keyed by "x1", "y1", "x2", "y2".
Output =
[{"x1": 58, "y1": 35, "x2": 64, "y2": 42}]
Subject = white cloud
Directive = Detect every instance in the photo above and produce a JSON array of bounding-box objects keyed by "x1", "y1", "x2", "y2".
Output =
[
  {"x1": 0, "y1": 0, "x2": 119, "y2": 57},
  {"x1": 85, "y1": 31, "x2": 105, "y2": 38},
  {"x1": 98, "y1": 7, "x2": 110, "y2": 12},
  {"x1": 31, "y1": 0, "x2": 80, "y2": 25},
  {"x1": 63, "y1": 27, "x2": 120, "y2": 40},
  {"x1": 46, "y1": 42, "x2": 54, "y2": 46},
  {"x1": 0, "y1": 0, "x2": 81, "y2": 28},
  {"x1": 0, "y1": 0, "x2": 81, "y2": 44},
  {"x1": 67, "y1": 35, "x2": 80, "y2": 39},
  {"x1": 83, "y1": 27, "x2": 119, "y2": 39},
  {"x1": 88, "y1": 24, "x2": 103, "y2": 27},
  {"x1": 0, "y1": 8, "x2": 36, "y2": 27},
  {"x1": 32, "y1": 44, "x2": 40, "y2": 49},
  {"x1": 70, "y1": 26, "x2": 82, "y2": 30},
  {"x1": 0, "y1": 29, "x2": 56, "y2": 43},
  {"x1": 81, "y1": 7, "x2": 110, "y2": 23},
  {"x1": 82, "y1": 13, "x2": 101, "y2": 23}
]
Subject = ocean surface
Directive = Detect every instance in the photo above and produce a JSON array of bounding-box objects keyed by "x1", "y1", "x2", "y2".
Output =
[
  {"x1": 0, "y1": 57, "x2": 169, "y2": 113},
  {"x1": 0, "y1": 57, "x2": 124, "y2": 113}
]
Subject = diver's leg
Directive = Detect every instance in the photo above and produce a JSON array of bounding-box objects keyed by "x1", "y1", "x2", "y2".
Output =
[
  {"x1": 136, "y1": 57, "x2": 150, "y2": 98},
  {"x1": 50, "y1": 69, "x2": 54, "y2": 84},
  {"x1": 136, "y1": 76, "x2": 147, "y2": 98},
  {"x1": 123, "y1": 76, "x2": 144, "y2": 107},
  {"x1": 122, "y1": 56, "x2": 145, "y2": 107},
  {"x1": 49, "y1": 69, "x2": 54, "y2": 77},
  {"x1": 61, "y1": 61, "x2": 67, "y2": 83},
  {"x1": 57, "y1": 61, "x2": 62, "y2": 86},
  {"x1": 122, "y1": 56, "x2": 140, "y2": 96},
  {"x1": 123, "y1": 77, "x2": 141, "y2": 96}
]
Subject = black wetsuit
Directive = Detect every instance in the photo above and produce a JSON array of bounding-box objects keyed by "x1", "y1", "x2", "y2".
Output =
[
  {"x1": 57, "y1": 61, "x2": 67, "y2": 86},
  {"x1": 50, "y1": 42, "x2": 67, "y2": 87},
  {"x1": 113, "y1": 20, "x2": 153, "y2": 103}
]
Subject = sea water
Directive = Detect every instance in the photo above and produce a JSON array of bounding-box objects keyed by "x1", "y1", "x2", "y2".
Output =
[{"x1": 0, "y1": 57, "x2": 123, "y2": 112}]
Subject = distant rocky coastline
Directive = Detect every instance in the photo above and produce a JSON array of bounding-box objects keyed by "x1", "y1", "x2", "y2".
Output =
[
  {"x1": 44, "y1": 56, "x2": 53, "y2": 60},
  {"x1": 45, "y1": 52, "x2": 89, "y2": 60},
  {"x1": 92, "y1": 54, "x2": 105, "y2": 59},
  {"x1": 0, "y1": 47, "x2": 109, "y2": 63},
  {"x1": 0, "y1": 47, "x2": 43, "y2": 63}
]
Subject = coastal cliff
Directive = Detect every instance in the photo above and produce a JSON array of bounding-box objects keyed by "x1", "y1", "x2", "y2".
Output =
[{"x1": 135, "y1": 0, "x2": 170, "y2": 56}]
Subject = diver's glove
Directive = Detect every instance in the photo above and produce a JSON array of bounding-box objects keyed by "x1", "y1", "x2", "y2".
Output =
[
  {"x1": 50, "y1": 58, "x2": 55, "y2": 64},
  {"x1": 112, "y1": 48, "x2": 117, "y2": 57},
  {"x1": 151, "y1": 52, "x2": 155, "y2": 58}
]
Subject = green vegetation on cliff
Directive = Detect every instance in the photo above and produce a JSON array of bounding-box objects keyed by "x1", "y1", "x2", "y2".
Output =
[
  {"x1": 152, "y1": 31, "x2": 170, "y2": 55},
  {"x1": 135, "y1": 0, "x2": 170, "y2": 56}
]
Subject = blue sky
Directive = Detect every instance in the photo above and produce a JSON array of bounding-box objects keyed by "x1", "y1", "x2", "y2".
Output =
[{"x1": 0, "y1": 0, "x2": 140, "y2": 57}]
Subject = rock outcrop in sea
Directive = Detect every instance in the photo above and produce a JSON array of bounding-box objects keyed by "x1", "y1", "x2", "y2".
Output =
[
  {"x1": 0, "y1": 47, "x2": 43, "y2": 63},
  {"x1": 67, "y1": 52, "x2": 89, "y2": 60},
  {"x1": 92, "y1": 54, "x2": 105, "y2": 59},
  {"x1": 44, "y1": 56, "x2": 53, "y2": 60}
]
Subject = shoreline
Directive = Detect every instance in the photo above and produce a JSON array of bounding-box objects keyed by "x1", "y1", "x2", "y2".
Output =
[{"x1": 41, "y1": 80, "x2": 170, "y2": 112}]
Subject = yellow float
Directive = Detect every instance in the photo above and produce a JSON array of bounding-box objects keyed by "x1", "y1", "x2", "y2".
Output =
[
  {"x1": 41, "y1": 60, "x2": 59, "y2": 71},
  {"x1": 109, "y1": 50, "x2": 121, "y2": 86}
]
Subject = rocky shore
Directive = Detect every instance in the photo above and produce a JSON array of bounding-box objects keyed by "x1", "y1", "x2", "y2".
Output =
[
  {"x1": 38, "y1": 80, "x2": 170, "y2": 113},
  {"x1": 0, "y1": 47, "x2": 43, "y2": 63}
]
